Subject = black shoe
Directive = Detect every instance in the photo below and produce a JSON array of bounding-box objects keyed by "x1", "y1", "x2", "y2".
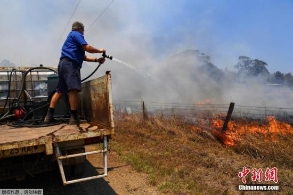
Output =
[
  {"x1": 69, "y1": 116, "x2": 80, "y2": 126},
  {"x1": 44, "y1": 112, "x2": 55, "y2": 123}
]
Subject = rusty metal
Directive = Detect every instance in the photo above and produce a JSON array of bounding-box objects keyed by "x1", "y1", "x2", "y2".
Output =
[
  {"x1": 106, "y1": 72, "x2": 115, "y2": 130},
  {"x1": 222, "y1": 102, "x2": 235, "y2": 133},
  {"x1": 79, "y1": 72, "x2": 115, "y2": 129},
  {"x1": 0, "y1": 145, "x2": 46, "y2": 158}
]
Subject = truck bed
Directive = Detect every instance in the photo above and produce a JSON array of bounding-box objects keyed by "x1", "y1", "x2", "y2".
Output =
[
  {"x1": 0, "y1": 72, "x2": 115, "y2": 159},
  {"x1": 0, "y1": 122, "x2": 114, "y2": 158}
]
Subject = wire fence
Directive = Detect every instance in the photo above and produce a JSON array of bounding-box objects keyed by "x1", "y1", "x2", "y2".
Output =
[{"x1": 114, "y1": 100, "x2": 293, "y2": 124}]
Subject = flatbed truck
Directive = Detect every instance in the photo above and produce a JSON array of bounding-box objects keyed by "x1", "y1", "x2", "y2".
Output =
[{"x1": 0, "y1": 69, "x2": 114, "y2": 185}]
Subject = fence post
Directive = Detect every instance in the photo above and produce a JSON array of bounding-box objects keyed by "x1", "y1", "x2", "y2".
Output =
[
  {"x1": 222, "y1": 102, "x2": 235, "y2": 133},
  {"x1": 142, "y1": 101, "x2": 148, "y2": 122}
]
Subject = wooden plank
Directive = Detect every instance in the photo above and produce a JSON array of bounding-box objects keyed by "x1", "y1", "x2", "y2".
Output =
[
  {"x1": 0, "y1": 124, "x2": 62, "y2": 144},
  {"x1": 0, "y1": 123, "x2": 113, "y2": 150}
]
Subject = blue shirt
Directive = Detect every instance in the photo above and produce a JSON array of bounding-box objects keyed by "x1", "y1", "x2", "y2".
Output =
[{"x1": 60, "y1": 31, "x2": 88, "y2": 68}]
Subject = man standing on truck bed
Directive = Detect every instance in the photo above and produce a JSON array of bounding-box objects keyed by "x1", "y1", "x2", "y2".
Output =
[{"x1": 44, "y1": 21, "x2": 106, "y2": 126}]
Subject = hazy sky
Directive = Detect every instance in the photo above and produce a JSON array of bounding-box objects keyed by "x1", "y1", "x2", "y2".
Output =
[
  {"x1": 1, "y1": 0, "x2": 293, "y2": 107},
  {"x1": 0, "y1": 0, "x2": 292, "y2": 73}
]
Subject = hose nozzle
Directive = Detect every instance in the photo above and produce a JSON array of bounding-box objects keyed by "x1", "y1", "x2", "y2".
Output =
[{"x1": 102, "y1": 53, "x2": 113, "y2": 60}]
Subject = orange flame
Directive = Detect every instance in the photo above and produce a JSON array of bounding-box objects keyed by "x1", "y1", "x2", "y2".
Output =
[
  {"x1": 197, "y1": 99, "x2": 211, "y2": 105},
  {"x1": 191, "y1": 116, "x2": 293, "y2": 146}
]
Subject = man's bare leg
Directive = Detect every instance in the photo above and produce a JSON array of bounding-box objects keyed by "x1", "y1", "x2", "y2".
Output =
[
  {"x1": 44, "y1": 92, "x2": 63, "y2": 123},
  {"x1": 49, "y1": 92, "x2": 63, "y2": 108}
]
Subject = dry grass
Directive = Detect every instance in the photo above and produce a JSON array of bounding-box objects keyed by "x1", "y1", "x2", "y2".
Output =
[{"x1": 111, "y1": 113, "x2": 293, "y2": 195}]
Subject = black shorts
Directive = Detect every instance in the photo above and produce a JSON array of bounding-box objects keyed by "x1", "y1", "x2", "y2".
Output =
[{"x1": 56, "y1": 59, "x2": 81, "y2": 93}]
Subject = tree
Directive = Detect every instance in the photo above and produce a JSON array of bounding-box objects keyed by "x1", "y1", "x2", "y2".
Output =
[
  {"x1": 273, "y1": 71, "x2": 284, "y2": 84},
  {"x1": 0, "y1": 59, "x2": 16, "y2": 67},
  {"x1": 284, "y1": 73, "x2": 293, "y2": 87},
  {"x1": 198, "y1": 61, "x2": 224, "y2": 82},
  {"x1": 234, "y1": 56, "x2": 269, "y2": 78},
  {"x1": 234, "y1": 56, "x2": 250, "y2": 73},
  {"x1": 251, "y1": 59, "x2": 270, "y2": 76}
]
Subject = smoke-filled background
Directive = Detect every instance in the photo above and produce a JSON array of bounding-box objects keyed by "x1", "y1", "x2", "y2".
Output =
[{"x1": 1, "y1": 0, "x2": 293, "y2": 108}]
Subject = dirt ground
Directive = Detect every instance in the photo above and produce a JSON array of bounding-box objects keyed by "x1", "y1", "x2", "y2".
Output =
[{"x1": 95, "y1": 151, "x2": 162, "y2": 195}]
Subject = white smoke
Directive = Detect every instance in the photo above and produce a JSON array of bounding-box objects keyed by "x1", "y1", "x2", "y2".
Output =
[{"x1": 1, "y1": 0, "x2": 293, "y2": 110}]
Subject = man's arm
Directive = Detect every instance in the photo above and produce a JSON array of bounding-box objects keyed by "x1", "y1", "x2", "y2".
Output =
[
  {"x1": 84, "y1": 55, "x2": 105, "y2": 64},
  {"x1": 82, "y1": 44, "x2": 106, "y2": 53}
]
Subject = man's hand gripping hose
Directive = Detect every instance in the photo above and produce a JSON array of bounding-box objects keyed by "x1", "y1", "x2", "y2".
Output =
[{"x1": 81, "y1": 53, "x2": 113, "y2": 82}]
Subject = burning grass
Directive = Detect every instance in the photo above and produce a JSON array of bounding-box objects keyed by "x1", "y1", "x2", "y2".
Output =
[{"x1": 111, "y1": 112, "x2": 293, "y2": 194}]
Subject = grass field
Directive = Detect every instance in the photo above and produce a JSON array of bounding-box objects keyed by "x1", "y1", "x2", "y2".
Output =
[{"x1": 111, "y1": 111, "x2": 293, "y2": 195}]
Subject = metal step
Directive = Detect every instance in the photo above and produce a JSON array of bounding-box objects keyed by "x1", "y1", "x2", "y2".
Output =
[{"x1": 54, "y1": 136, "x2": 108, "y2": 185}]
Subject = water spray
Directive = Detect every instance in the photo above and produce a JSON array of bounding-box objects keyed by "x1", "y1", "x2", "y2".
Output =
[
  {"x1": 101, "y1": 54, "x2": 177, "y2": 98},
  {"x1": 86, "y1": 53, "x2": 179, "y2": 100},
  {"x1": 111, "y1": 57, "x2": 179, "y2": 100}
]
